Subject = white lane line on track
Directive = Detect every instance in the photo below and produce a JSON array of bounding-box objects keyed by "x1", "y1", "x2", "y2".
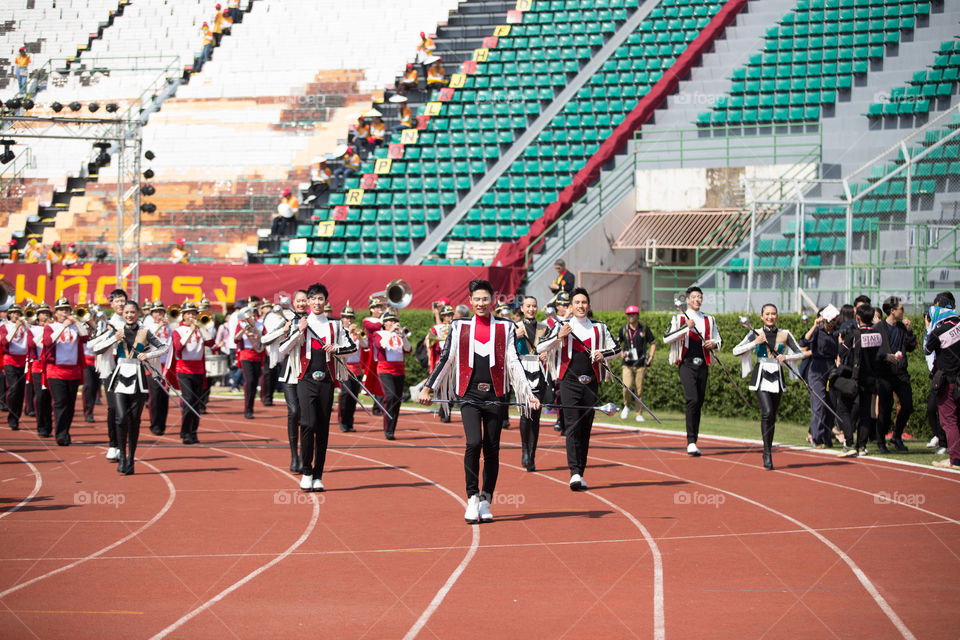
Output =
[
  {"x1": 576, "y1": 449, "x2": 918, "y2": 640},
  {"x1": 2, "y1": 518, "x2": 950, "y2": 562},
  {"x1": 0, "y1": 449, "x2": 41, "y2": 521},
  {"x1": 0, "y1": 458, "x2": 176, "y2": 599}
]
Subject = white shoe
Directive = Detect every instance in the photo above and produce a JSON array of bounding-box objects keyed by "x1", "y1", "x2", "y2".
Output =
[
  {"x1": 300, "y1": 475, "x2": 313, "y2": 491},
  {"x1": 619, "y1": 407, "x2": 629, "y2": 420},
  {"x1": 312, "y1": 478, "x2": 324, "y2": 492},
  {"x1": 687, "y1": 443, "x2": 701, "y2": 456},
  {"x1": 105, "y1": 447, "x2": 119, "y2": 461},
  {"x1": 478, "y1": 499, "x2": 493, "y2": 522},
  {"x1": 936, "y1": 446, "x2": 948, "y2": 455},
  {"x1": 464, "y1": 495, "x2": 480, "y2": 524},
  {"x1": 927, "y1": 436, "x2": 939, "y2": 448},
  {"x1": 569, "y1": 473, "x2": 583, "y2": 491},
  {"x1": 635, "y1": 413, "x2": 645, "y2": 422},
  {"x1": 578, "y1": 477, "x2": 587, "y2": 490}
]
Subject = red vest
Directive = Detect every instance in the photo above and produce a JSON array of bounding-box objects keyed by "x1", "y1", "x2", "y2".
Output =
[
  {"x1": 456, "y1": 320, "x2": 507, "y2": 396},
  {"x1": 297, "y1": 322, "x2": 336, "y2": 381},
  {"x1": 558, "y1": 326, "x2": 601, "y2": 380},
  {"x1": 676, "y1": 314, "x2": 712, "y2": 366}
]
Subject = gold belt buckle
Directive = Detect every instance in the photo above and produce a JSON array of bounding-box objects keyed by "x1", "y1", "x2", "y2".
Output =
[
  {"x1": 578, "y1": 375, "x2": 593, "y2": 384},
  {"x1": 477, "y1": 383, "x2": 491, "y2": 392}
]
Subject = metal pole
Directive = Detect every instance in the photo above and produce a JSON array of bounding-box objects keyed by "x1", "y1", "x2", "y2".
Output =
[
  {"x1": 747, "y1": 202, "x2": 755, "y2": 310},
  {"x1": 902, "y1": 141, "x2": 912, "y2": 263}
]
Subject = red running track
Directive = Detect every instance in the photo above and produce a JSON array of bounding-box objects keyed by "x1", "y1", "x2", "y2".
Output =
[{"x1": 1, "y1": 396, "x2": 958, "y2": 639}]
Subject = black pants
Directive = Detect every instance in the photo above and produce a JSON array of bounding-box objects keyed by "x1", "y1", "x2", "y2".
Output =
[
  {"x1": 199, "y1": 377, "x2": 213, "y2": 413},
  {"x1": 379, "y1": 372, "x2": 404, "y2": 436},
  {"x1": 560, "y1": 377, "x2": 597, "y2": 477},
  {"x1": 260, "y1": 364, "x2": 277, "y2": 405},
  {"x1": 81, "y1": 364, "x2": 99, "y2": 418},
  {"x1": 518, "y1": 381, "x2": 545, "y2": 467},
  {"x1": 48, "y1": 377, "x2": 80, "y2": 444},
  {"x1": 4, "y1": 364, "x2": 26, "y2": 428},
  {"x1": 0, "y1": 367, "x2": 6, "y2": 409},
  {"x1": 241, "y1": 360, "x2": 262, "y2": 415},
  {"x1": 31, "y1": 372, "x2": 52, "y2": 435},
  {"x1": 298, "y1": 376, "x2": 334, "y2": 477},
  {"x1": 807, "y1": 358, "x2": 836, "y2": 445},
  {"x1": 756, "y1": 390, "x2": 782, "y2": 451},
  {"x1": 24, "y1": 371, "x2": 34, "y2": 416},
  {"x1": 678, "y1": 361, "x2": 708, "y2": 444},
  {"x1": 148, "y1": 373, "x2": 169, "y2": 434},
  {"x1": 837, "y1": 382, "x2": 877, "y2": 449},
  {"x1": 283, "y1": 381, "x2": 300, "y2": 461},
  {"x1": 460, "y1": 385, "x2": 504, "y2": 500},
  {"x1": 113, "y1": 391, "x2": 145, "y2": 462},
  {"x1": 877, "y1": 373, "x2": 912, "y2": 440},
  {"x1": 337, "y1": 376, "x2": 360, "y2": 429},
  {"x1": 104, "y1": 389, "x2": 119, "y2": 448},
  {"x1": 177, "y1": 372, "x2": 204, "y2": 438},
  {"x1": 928, "y1": 377, "x2": 947, "y2": 445}
]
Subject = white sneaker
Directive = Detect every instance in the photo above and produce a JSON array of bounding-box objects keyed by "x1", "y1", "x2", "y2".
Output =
[
  {"x1": 299, "y1": 475, "x2": 313, "y2": 491},
  {"x1": 927, "y1": 436, "x2": 939, "y2": 448},
  {"x1": 687, "y1": 443, "x2": 701, "y2": 457},
  {"x1": 105, "y1": 447, "x2": 119, "y2": 461},
  {"x1": 464, "y1": 495, "x2": 480, "y2": 524},
  {"x1": 635, "y1": 414, "x2": 645, "y2": 423},
  {"x1": 478, "y1": 499, "x2": 493, "y2": 522},
  {"x1": 578, "y1": 477, "x2": 588, "y2": 490},
  {"x1": 569, "y1": 473, "x2": 583, "y2": 491},
  {"x1": 619, "y1": 407, "x2": 629, "y2": 420},
  {"x1": 312, "y1": 478, "x2": 324, "y2": 492},
  {"x1": 936, "y1": 446, "x2": 948, "y2": 455}
]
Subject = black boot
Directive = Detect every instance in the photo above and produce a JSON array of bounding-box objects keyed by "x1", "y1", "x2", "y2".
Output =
[
  {"x1": 762, "y1": 448, "x2": 774, "y2": 470},
  {"x1": 890, "y1": 436, "x2": 908, "y2": 452},
  {"x1": 290, "y1": 451, "x2": 301, "y2": 474},
  {"x1": 116, "y1": 454, "x2": 126, "y2": 474}
]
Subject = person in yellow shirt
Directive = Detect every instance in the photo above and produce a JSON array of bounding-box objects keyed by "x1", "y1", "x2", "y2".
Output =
[
  {"x1": 334, "y1": 147, "x2": 361, "y2": 188},
  {"x1": 62, "y1": 242, "x2": 80, "y2": 267},
  {"x1": 170, "y1": 238, "x2": 188, "y2": 264},
  {"x1": 369, "y1": 117, "x2": 386, "y2": 149},
  {"x1": 45, "y1": 240, "x2": 63, "y2": 278},
  {"x1": 212, "y1": 4, "x2": 226, "y2": 45},
  {"x1": 195, "y1": 23, "x2": 214, "y2": 72},
  {"x1": 399, "y1": 63, "x2": 418, "y2": 91},
  {"x1": 416, "y1": 31, "x2": 436, "y2": 65},
  {"x1": 6, "y1": 240, "x2": 18, "y2": 263},
  {"x1": 426, "y1": 60, "x2": 447, "y2": 86},
  {"x1": 14, "y1": 47, "x2": 30, "y2": 94},
  {"x1": 352, "y1": 116, "x2": 370, "y2": 155},
  {"x1": 23, "y1": 239, "x2": 41, "y2": 264},
  {"x1": 305, "y1": 160, "x2": 333, "y2": 204}
]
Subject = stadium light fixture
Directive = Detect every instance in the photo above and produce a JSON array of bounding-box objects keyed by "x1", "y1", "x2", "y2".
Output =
[
  {"x1": 88, "y1": 102, "x2": 99, "y2": 112},
  {"x1": 105, "y1": 103, "x2": 119, "y2": 113},
  {"x1": 93, "y1": 142, "x2": 111, "y2": 167},
  {"x1": 50, "y1": 102, "x2": 63, "y2": 113},
  {"x1": 140, "y1": 203, "x2": 156, "y2": 213},
  {"x1": 68, "y1": 101, "x2": 82, "y2": 112},
  {"x1": 144, "y1": 150, "x2": 155, "y2": 160},
  {"x1": 0, "y1": 140, "x2": 15, "y2": 165},
  {"x1": 143, "y1": 168, "x2": 154, "y2": 179}
]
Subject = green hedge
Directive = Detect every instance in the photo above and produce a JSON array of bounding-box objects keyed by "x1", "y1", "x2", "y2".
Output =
[{"x1": 370, "y1": 310, "x2": 935, "y2": 440}]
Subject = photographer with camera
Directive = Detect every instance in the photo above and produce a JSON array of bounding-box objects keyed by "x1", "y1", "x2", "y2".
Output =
[{"x1": 618, "y1": 305, "x2": 655, "y2": 422}]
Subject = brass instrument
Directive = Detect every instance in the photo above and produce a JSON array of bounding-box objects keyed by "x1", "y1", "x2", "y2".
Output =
[
  {"x1": 199, "y1": 312, "x2": 214, "y2": 328},
  {"x1": 74, "y1": 303, "x2": 90, "y2": 320},
  {"x1": 239, "y1": 307, "x2": 263, "y2": 348},
  {"x1": 23, "y1": 305, "x2": 37, "y2": 323},
  {"x1": 167, "y1": 304, "x2": 182, "y2": 322},
  {"x1": 371, "y1": 279, "x2": 413, "y2": 309}
]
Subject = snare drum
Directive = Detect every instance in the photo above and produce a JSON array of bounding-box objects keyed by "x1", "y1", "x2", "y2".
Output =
[{"x1": 205, "y1": 354, "x2": 229, "y2": 378}]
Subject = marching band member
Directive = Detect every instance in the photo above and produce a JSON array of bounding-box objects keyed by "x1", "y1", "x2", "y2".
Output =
[
  {"x1": 145, "y1": 301, "x2": 174, "y2": 435},
  {"x1": 172, "y1": 302, "x2": 215, "y2": 444},
  {"x1": 279, "y1": 282, "x2": 356, "y2": 492},
  {"x1": 0, "y1": 304, "x2": 34, "y2": 430},
  {"x1": 546, "y1": 291, "x2": 571, "y2": 432},
  {"x1": 94, "y1": 289, "x2": 129, "y2": 460},
  {"x1": 269, "y1": 290, "x2": 307, "y2": 471},
  {"x1": 258, "y1": 299, "x2": 278, "y2": 407},
  {"x1": 663, "y1": 286, "x2": 722, "y2": 457},
  {"x1": 90, "y1": 301, "x2": 168, "y2": 474},
  {"x1": 419, "y1": 279, "x2": 538, "y2": 524},
  {"x1": 731, "y1": 305, "x2": 804, "y2": 470},
  {"x1": 81, "y1": 321, "x2": 100, "y2": 423},
  {"x1": 337, "y1": 302, "x2": 365, "y2": 433},
  {"x1": 515, "y1": 296, "x2": 549, "y2": 471},
  {"x1": 21, "y1": 303, "x2": 36, "y2": 417},
  {"x1": 362, "y1": 295, "x2": 386, "y2": 414},
  {"x1": 425, "y1": 305, "x2": 454, "y2": 423},
  {"x1": 235, "y1": 302, "x2": 265, "y2": 419},
  {"x1": 28, "y1": 304, "x2": 53, "y2": 436},
  {"x1": 539, "y1": 288, "x2": 619, "y2": 491},
  {"x1": 197, "y1": 298, "x2": 216, "y2": 414},
  {"x1": 372, "y1": 310, "x2": 411, "y2": 440},
  {"x1": 43, "y1": 297, "x2": 90, "y2": 446}
]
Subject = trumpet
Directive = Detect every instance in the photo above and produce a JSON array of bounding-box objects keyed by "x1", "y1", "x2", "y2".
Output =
[
  {"x1": 23, "y1": 306, "x2": 37, "y2": 323},
  {"x1": 73, "y1": 304, "x2": 104, "y2": 322},
  {"x1": 199, "y1": 312, "x2": 214, "y2": 328},
  {"x1": 167, "y1": 304, "x2": 182, "y2": 322}
]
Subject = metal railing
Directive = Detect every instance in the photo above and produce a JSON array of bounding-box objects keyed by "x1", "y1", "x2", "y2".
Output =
[{"x1": 0, "y1": 147, "x2": 33, "y2": 194}]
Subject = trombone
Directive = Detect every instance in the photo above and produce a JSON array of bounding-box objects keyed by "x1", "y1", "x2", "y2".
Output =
[
  {"x1": 167, "y1": 304, "x2": 182, "y2": 323},
  {"x1": 371, "y1": 279, "x2": 413, "y2": 309},
  {"x1": 23, "y1": 305, "x2": 38, "y2": 323},
  {"x1": 74, "y1": 303, "x2": 104, "y2": 322},
  {"x1": 198, "y1": 312, "x2": 214, "y2": 328}
]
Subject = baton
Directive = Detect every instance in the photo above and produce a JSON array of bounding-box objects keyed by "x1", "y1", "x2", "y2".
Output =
[
  {"x1": 143, "y1": 359, "x2": 202, "y2": 420},
  {"x1": 428, "y1": 399, "x2": 620, "y2": 416}
]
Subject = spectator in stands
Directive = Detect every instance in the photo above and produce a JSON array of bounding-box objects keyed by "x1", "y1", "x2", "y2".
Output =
[
  {"x1": 62, "y1": 242, "x2": 80, "y2": 267},
  {"x1": 228, "y1": 0, "x2": 242, "y2": 23},
  {"x1": 14, "y1": 47, "x2": 30, "y2": 94},
  {"x1": 351, "y1": 116, "x2": 371, "y2": 156},
  {"x1": 415, "y1": 32, "x2": 436, "y2": 65},
  {"x1": 212, "y1": 4, "x2": 226, "y2": 46},
  {"x1": 6, "y1": 240, "x2": 18, "y2": 263},
  {"x1": 170, "y1": 238, "x2": 189, "y2": 264},
  {"x1": 220, "y1": 6, "x2": 233, "y2": 37},
  {"x1": 398, "y1": 64, "x2": 418, "y2": 92},
  {"x1": 426, "y1": 59, "x2": 447, "y2": 86},
  {"x1": 334, "y1": 146, "x2": 361, "y2": 188},
  {"x1": 45, "y1": 241, "x2": 63, "y2": 278},
  {"x1": 23, "y1": 239, "x2": 41, "y2": 264},
  {"x1": 393, "y1": 98, "x2": 413, "y2": 133},
  {"x1": 304, "y1": 160, "x2": 333, "y2": 205},
  {"x1": 549, "y1": 259, "x2": 574, "y2": 298},
  {"x1": 272, "y1": 188, "x2": 299, "y2": 236},
  {"x1": 369, "y1": 117, "x2": 386, "y2": 149},
  {"x1": 195, "y1": 23, "x2": 214, "y2": 72}
]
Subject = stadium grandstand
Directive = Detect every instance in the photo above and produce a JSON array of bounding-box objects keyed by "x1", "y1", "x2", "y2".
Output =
[{"x1": 1, "y1": 0, "x2": 959, "y2": 311}]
